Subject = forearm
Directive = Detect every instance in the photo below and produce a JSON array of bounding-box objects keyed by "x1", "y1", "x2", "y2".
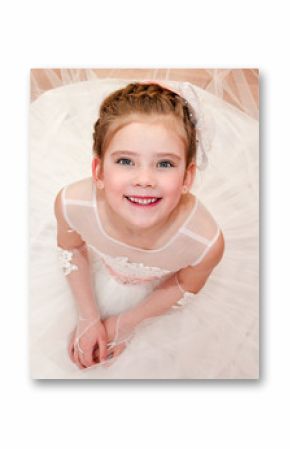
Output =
[
  {"x1": 122, "y1": 273, "x2": 185, "y2": 329},
  {"x1": 58, "y1": 243, "x2": 100, "y2": 320}
]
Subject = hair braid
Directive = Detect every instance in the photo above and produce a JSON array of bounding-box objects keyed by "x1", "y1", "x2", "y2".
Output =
[{"x1": 93, "y1": 82, "x2": 197, "y2": 167}]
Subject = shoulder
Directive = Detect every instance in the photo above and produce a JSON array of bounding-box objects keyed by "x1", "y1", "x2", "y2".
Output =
[
  {"x1": 177, "y1": 229, "x2": 225, "y2": 294},
  {"x1": 58, "y1": 176, "x2": 93, "y2": 201},
  {"x1": 54, "y1": 176, "x2": 93, "y2": 212},
  {"x1": 183, "y1": 196, "x2": 221, "y2": 249},
  {"x1": 185, "y1": 194, "x2": 217, "y2": 232},
  {"x1": 54, "y1": 177, "x2": 92, "y2": 249},
  {"x1": 190, "y1": 228, "x2": 224, "y2": 272},
  {"x1": 196, "y1": 229, "x2": 225, "y2": 269}
]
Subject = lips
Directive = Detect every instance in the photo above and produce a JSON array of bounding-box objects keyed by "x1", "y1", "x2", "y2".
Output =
[{"x1": 124, "y1": 195, "x2": 162, "y2": 206}]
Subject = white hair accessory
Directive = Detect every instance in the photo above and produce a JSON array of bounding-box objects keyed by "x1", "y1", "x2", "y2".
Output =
[
  {"x1": 178, "y1": 81, "x2": 214, "y2": 170},
  {"x1": 140, "y1": 79, "x2": 213, "y2": 170}
]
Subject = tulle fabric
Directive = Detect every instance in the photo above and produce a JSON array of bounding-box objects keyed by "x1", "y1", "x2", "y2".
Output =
[{"x1": 29, "y1": 78, "x2": 259, "y2": 379}]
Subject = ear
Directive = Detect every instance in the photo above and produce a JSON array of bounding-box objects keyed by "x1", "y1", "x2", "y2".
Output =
[
  {"x1": 92, "y1": 157, "x2": 104, "y2": 189},
  {"x1": 182, "y1": 161, "x2": 196, "y2": 192}
]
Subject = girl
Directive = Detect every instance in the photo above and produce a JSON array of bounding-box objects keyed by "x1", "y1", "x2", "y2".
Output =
[{"x1": 54, "y1": 82, "x2": 224, "y2": 370}]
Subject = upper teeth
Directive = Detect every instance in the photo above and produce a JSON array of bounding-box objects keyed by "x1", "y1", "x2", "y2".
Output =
[{"x1": 127, "y1": 197, "x2": 158, "y2": 204}]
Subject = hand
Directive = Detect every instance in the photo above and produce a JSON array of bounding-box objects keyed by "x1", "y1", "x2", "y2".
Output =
[
  {"x1": 68, "y1": 317, "x2": 108, "y2": 369},
  {"x1": 101, "y1": 314, "x2": 135, "y2": 362}
]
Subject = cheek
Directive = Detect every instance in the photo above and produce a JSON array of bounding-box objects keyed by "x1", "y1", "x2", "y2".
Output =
[
  {"x1": 162, "y1": 172, "x2": 184, "y2": 193},
  {"x1": 105, "y1": 177, "x2": 134, "y2": 201},
  {"x1": 103, "y1": 164, "x2": 128, "y2": 189}
]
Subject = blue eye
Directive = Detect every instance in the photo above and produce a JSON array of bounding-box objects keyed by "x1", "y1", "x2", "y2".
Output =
[
  {"x1": 116, "y1": 158, "x2": 133, "y2": 166},
  {"x1": 115, "y1": 158, "x2": 175, "y2": 168},
  {"x1": 157, "y1": 160, "x2": 175, "y2": 168}
]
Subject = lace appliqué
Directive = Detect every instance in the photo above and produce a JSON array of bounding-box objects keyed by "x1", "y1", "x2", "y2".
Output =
[
  {"x1": 89, "y1": 247, "x2": 171, "y2": 285},
  {"x1": 57, "y1": 247, "x2": 79, "y2": 276},
  {"x1": 102, "y1": 259, "x2": 163, "y2": 285}
]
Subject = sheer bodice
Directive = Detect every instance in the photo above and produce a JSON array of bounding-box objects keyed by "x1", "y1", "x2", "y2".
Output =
[{"x1": 61, "y1": 177, "x2": 221, "y2": 284}]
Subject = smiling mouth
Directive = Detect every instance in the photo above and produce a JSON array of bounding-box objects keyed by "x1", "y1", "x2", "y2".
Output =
[{"x1": 124, "y1": 195, "x2": 162, "y2": 206}]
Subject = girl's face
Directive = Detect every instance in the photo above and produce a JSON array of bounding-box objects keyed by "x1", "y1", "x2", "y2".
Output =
[{"x1": 94, "y1": 117, "x2": 195, "y2": 233}]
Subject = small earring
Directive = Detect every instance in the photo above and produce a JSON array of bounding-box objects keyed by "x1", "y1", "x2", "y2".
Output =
[
  {"x1": 182, "y1": 186, "x2": 188, "y2": 194},
  {"x1": 96, "y1": 180, "x2": 104, "y2": 190}
]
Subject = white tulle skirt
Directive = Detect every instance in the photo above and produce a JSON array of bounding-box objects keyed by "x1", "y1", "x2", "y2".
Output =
[{"x1": 29, "y1": 79, "x2": 259, "y2": 379}]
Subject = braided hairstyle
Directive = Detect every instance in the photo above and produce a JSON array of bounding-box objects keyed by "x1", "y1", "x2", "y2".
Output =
[{"x1": 92, "y1": 82, "x2": 197, "y2": 169}]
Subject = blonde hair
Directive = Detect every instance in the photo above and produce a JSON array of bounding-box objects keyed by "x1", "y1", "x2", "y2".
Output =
[{"x1": 92, "y1": 82, "x2": 197, "y2": 168}]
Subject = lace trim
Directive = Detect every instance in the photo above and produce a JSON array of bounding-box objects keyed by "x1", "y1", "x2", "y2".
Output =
[
  {"x1": 88, "y1": 245, "x2": 171, "y2": 282},
  {"x1": 101, "y1": 258, "x2": 166, "y2": 285}
]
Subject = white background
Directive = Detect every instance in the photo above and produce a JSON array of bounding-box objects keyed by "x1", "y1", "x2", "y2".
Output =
[{"x1": 0, "y1": 1, "x2": 288, "y2": 448}]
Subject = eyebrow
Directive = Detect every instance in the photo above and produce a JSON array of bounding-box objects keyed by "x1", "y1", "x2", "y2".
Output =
[{"x1": 110, "y1": 150, "x2": 182, "y2": 161}]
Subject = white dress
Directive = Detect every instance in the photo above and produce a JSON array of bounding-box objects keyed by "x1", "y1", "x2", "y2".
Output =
[{"x1": 29, "y1": 78, "x2": 259, "y2": 379}]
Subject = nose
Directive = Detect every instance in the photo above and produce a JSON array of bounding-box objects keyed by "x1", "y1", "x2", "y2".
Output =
[{"x1": 133, "y1": 167, "x2": 156, "y2": 187}]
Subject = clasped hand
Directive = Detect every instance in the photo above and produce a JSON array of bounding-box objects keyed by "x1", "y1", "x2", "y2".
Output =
[{"x1": 68, "y1": 315, "x2": 130, "y2": 369}]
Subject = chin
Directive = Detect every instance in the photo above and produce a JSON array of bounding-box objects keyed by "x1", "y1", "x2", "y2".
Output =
[{"x1": 127, "y1": 218, "x2": 157, "y2": 230}]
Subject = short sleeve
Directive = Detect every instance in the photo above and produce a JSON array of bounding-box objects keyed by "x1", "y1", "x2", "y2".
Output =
[
  {"x1": 179, "y1": 200, "x2": 221, "y2": 267},
  {"x1": 54, "y1": 186, "x2": 85, "y2": 250}
]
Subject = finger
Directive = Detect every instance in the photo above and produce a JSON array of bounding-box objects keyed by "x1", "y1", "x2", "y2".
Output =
[
  {"x1": 73, "y1": 341, "x2": 87, "y2": 370},
  {"x1": 68, "y1": 331, "x2": 76, "y2": 363},
  {"x1": 93, "y1": 345, "x2": 100, "y2": 363},
  {"x1": 78, "y1": 351, "x2": 90, "y2": 369},
  {"x1": 75, "y1": 350, "x2": 87, "y2": 370},
  {"x1": 112, "y1": 342, "x2": 127, "y2": 359},
  {"x1": 93, "y1": 342, "x2": 109, "y2": 364},
  {"x1": 94, "y1": 341, "x2": 114, "y2": 365},
  {"x1": 73, "y1": 348, "x2": 83, "y2": 369},
  {"x1": 106, "y1": 341, "x2": 116, "y2": 359},
  {"x1": 101, "y1": 348, "x2": 115, "y2": 367},
  {"x1": 98, "y1": 337, "x2": 108, "y2": 363},
  {"x1": 79, "y1": 343, "x2": 95, "y2": 368},
  {"x1": 101, "y1": 342, "x2": 126, "y2": 368}
]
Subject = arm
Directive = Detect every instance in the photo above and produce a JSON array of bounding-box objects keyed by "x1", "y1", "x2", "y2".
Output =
[
  {"x1": 54, "y1": 189, "x2": 108, "y2": 368},
  {"x1": 54, "y1": 189, "x2": 100, "y2": 319},
  {"x1": 120, "y1": 231, "x2": 225, "y2": 330}
]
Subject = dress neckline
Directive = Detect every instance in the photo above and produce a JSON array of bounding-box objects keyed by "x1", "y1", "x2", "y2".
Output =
[{"x1": 92, "y1": 179, "x2": 198, "y2": 253}]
